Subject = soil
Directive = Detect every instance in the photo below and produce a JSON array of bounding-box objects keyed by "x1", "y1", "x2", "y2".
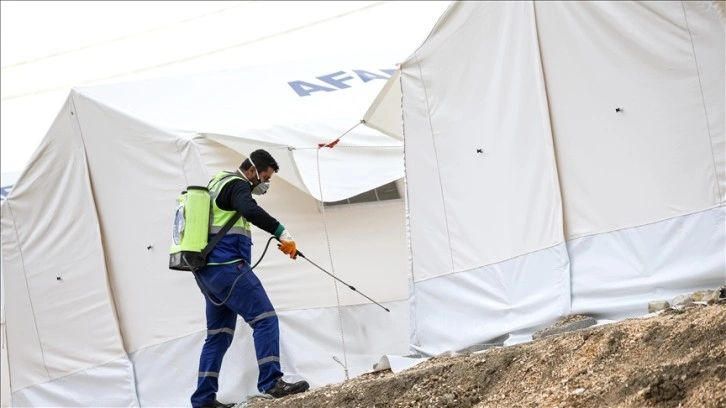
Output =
[{"x1": 246, "y1": 301, "x2": 726, "y2": 408}]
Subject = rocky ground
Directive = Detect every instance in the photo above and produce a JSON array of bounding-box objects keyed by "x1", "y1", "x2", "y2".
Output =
[{"x1": 246, "y1": 296, "x2": 726, "y2": 408}]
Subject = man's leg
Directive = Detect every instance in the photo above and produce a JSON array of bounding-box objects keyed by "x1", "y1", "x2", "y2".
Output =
[
  {"x1": 191, "y1": 267, "x2": 238, "y2": 408},
  {"x1": 223, "y1": 265, "x2": 283, "y2": 392},
  {"x1": 247, "y1": 284, "x2": 282, "y2": 392}
]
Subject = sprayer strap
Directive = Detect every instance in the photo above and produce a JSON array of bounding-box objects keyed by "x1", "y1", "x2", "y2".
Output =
[{"x1": 201, "y1": 212, "x2": 243, "y2": 258}]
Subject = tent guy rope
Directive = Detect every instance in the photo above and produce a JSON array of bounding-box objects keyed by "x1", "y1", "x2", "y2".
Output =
[{"x1": 316, "y1": 143, "x2": 350, "y2": 381}]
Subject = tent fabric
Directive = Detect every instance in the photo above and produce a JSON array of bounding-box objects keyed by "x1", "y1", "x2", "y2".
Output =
[
  {"x1": 0, "y1": 325, "x2": 9, "y2": 408},
  {"x1": 69, "y1": 85, "x2": 409, "y2": 350},
  {"x1": 569, "y1": 206, "x2": 726, "y2": 318},
  {"x1": 363, "y1": 69, "x2": 404, "y2": 141},
  {"x1": 534, "y1": 0, "x2": 725, "y2": 238},
  {"x1": 409, "y1": 243, "x2": 571, "y2": 355},
  {"x1": 129, "y1": 302, "x2": 409, "y2": 407},
  {"x1": 1, "y1": 75, "x2": 411, "y2": 405},
  {"x1": 1, "y1": 6, "x2": 440, "y2": 407},
  {"x1": 0, "y1": 173, "x2": 21, "y2": 408},
  {"x1": 0, "y1": 98, "x2": 132, "y2": 392},
  {"x1": 2, "y1": 1, "x2": 725, "y2": 406},
  {"x1": 399, "y1": 0, "x2": 724, "y2": 354},
  {"x1": 402, "y1": 1, "x2": 565, "y2": 281},
  {"x1": 10, "y1": 359, "x2": 138, "y2": 407},
  {"x1": 76, "y1": 53, "x2": 407, "y2": 202},
  {"x1": 0, "y1": 1, "x2": 453, "y2": 175}
]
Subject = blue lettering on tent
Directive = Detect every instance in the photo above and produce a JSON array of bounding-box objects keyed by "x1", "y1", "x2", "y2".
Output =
[
  {"x1": 317, "y1": 71, "x2": 355, "y2": 89},
  {"x1": 288, "y1": 81, "x2": 337, "y2": 97},
  {"x1": 288, "y1": 69, "x2": 395, "y2": 97},
  {"x1": 0, "y1": 185, "x2": 13, "y2": 202},
  {"x1": 353, "y1": 70, "x2": 389, "y2": 83}
]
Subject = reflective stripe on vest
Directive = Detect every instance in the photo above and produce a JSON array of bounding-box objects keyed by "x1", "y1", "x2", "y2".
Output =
[
  {"x1": 209, "y1": 225, "x2": 251, "y2": 237},
  {"x1": 207, "y1": 171, "x2": 252, "y2": 235}
]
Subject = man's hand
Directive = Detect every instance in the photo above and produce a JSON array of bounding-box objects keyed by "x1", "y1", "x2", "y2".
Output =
[
  {"x1": 279, "y1": 240, "x2": 297, "y2": 259},
  {"x1": 278, "y1": 229, "x2": 297, "y2": 259}
]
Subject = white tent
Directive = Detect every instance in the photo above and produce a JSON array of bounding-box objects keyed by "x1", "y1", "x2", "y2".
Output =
[
  {"x1": 366, "y1": 0, "x2": 725, "y2": 354},
  {"x1": 2, "y1": 1, "x2": 725, "y2": 407},
  {"x1": 0, "y1": 49, "x2": 420, "y2": 407},
  {"x1": 1, "y1": 171, "x2": 20, "y2": 408}
]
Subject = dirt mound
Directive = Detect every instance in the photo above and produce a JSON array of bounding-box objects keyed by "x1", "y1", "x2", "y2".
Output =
[{"x1": 246, "y1": 301, "x2": 726, "y2": 408}]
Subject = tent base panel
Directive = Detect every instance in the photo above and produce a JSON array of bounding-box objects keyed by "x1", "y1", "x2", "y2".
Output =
[
  {"x1": 409, "y1": 243, "x2": 572, "y2": 356},
  {"x1": 570, "y1": 206, "x2": 726, "y2": 318},
  {"x1": 130, "y1": 300, "x2": 410, "y2": 407},
  {"x1": 10, "y1": 357, "x2": 138, "y2": 407}
]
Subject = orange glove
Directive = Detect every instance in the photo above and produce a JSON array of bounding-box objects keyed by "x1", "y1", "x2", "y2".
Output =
[{"x1": 279, "y1": 240, "x2": 297, "y2": 259}]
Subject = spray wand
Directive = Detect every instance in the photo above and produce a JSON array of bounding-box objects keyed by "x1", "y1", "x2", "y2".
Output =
[{"x1": 278, "y1": 241, "x2": 390, "y2": 312}]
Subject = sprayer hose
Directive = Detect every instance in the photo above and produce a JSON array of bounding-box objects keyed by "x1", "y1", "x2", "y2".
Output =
[{"x1": 192, "y1": 235, "x2": 277, "y2": 307}]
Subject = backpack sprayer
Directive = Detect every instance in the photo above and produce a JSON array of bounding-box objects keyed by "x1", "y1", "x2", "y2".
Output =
[
  {"x1": 169, "y1": 186, "x2": 212, "y2": 271},
  {"x1": 168, "y1": 185, "x2": 389, "y2": 311}
]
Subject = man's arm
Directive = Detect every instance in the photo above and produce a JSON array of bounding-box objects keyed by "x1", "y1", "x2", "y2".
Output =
[{"x1": 215, "y1": 178, "x2": 284, "y2": 238}]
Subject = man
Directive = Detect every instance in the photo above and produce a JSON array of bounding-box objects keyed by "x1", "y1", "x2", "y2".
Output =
[{"x1": 190, "y1": 149, "x2": 309, "y2": 408}]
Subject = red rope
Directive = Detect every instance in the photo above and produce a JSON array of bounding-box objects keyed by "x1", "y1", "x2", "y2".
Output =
[
  {"x1": 318, "y1": 138, "x2": 341, "y2": 149},
  {"x1": 316, "y1": 120, "x2": 365, "y2": 149}
]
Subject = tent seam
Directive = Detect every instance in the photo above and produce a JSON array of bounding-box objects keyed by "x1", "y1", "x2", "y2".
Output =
[
  {"x1": 412, "y1": 204, "x2": 725, "y2": 284},
  {"x1": 566, "y1": 203, "x2": 724, "y2": 241},
  {"x1": 530, "y1": 0, "x2": 572, "y2": 317},
  {"x1": 69, "y1": 92, "x2": 141, "y2": 405},
  {"x1": 680, "y1": 0, "x2": 724, "y2": 204},
  {"x1": 127, "y1": 299, "x2": 410, "y2": 353},
  {"x1": 176, "y1": 134, "x2": 194, "y2": 188},
  {"x1": 413, "y1": 241, "x2": 567, "y2": 284},
  {"x1": 400, "y1": 72, "x2": 421, "y2": 349},
  {"x1": 9, "y1": 354, "x2": 134, "y2": 394},
  {"x1": 414, "y1": 53, "x2": 455, "y2": 274},
  {"x1": 70, "y1": 92, "x2": 129, "y2": 348},
  {"x1": 3, "y1": 199, "x2": 52, "y2": 383}
]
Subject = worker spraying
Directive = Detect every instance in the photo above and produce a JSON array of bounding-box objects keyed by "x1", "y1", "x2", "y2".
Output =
[
  {"x1": 169, "y1": 148, "x2": 390, "y2": 407},
  {"x1": 181, "y1": 149, "x2": 309, "y2": 408}
]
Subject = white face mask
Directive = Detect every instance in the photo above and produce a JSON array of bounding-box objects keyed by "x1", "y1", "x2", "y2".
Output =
[{"x1": 249, "y1": 159, "x2": 270, "y2": 195}]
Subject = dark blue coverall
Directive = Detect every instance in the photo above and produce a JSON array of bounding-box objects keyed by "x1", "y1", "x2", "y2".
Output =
[{"x1": 190, "y1": 171, "x2": 288, "y2": 408}]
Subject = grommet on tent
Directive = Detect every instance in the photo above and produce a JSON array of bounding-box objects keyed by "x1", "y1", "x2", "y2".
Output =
[{"x1": 615, "y1": 107, "x2": 623, "y2": 113}]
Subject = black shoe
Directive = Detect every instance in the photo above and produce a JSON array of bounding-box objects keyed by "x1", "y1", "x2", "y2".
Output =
[
  {"x1": 264, "y1": 378, "x2": 310, "y2": 398},
  {"x1": 201, "y1": 400, "x2": 235, "y2": 408}
]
